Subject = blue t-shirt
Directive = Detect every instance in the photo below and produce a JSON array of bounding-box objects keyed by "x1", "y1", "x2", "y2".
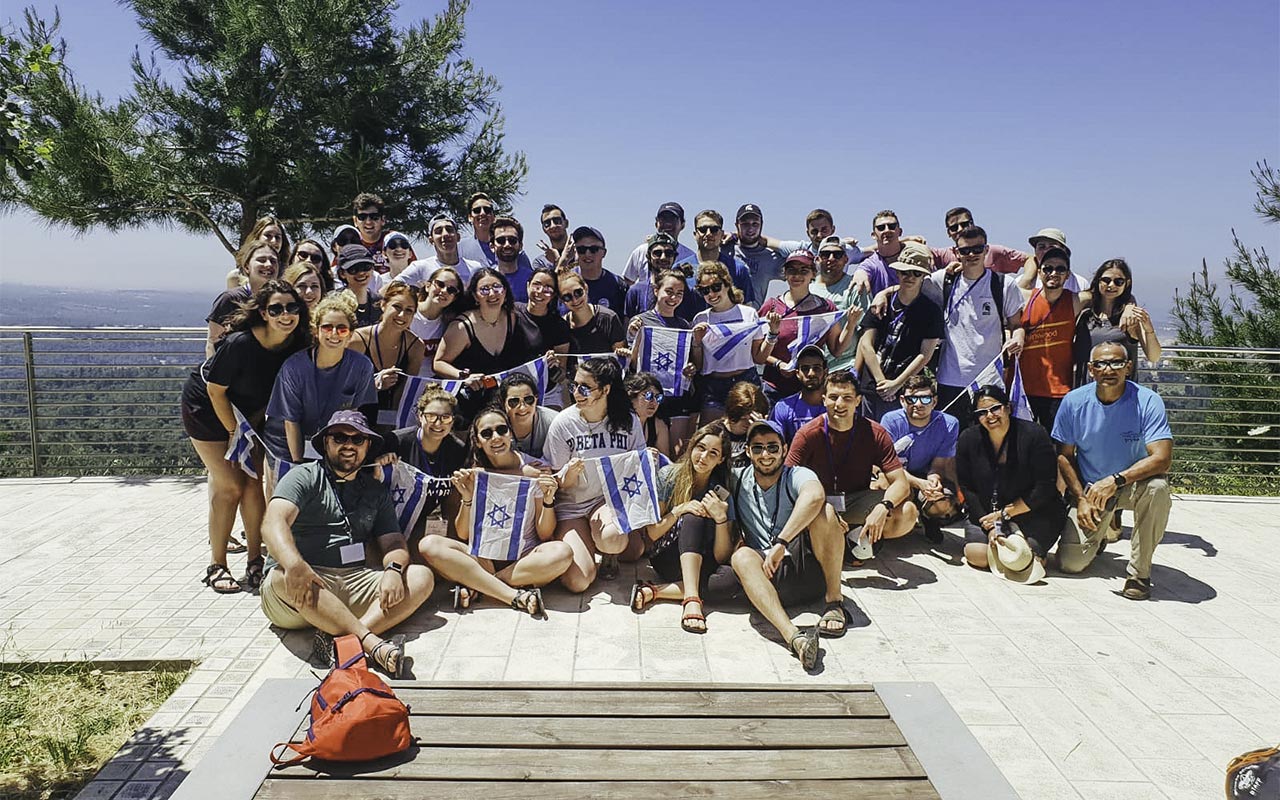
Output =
[
  {"x1": 263, "y1": 349, "x2": 378, "y2": 458},
  {"x1": 1051, "y1": 381, "x2": 1173, "y2": 485},
  {"x1": 769, "y1": 393, "x2": 825, "y2": 440},
  {"x1": 879, "y1": 409, "x2": 959, "y2": 478},
  {"x1": 499, "y1": 262, "x2": 534, "y2": 303},
  {"x1": 459, "y1": 238, "x2": 533, "y2": 273},
  {"x1": 585, "y1": 269, "x2": 627, "y2": 313},
  {"x1": 731, "y1": 464, "x2": 819, "y2": 551}
]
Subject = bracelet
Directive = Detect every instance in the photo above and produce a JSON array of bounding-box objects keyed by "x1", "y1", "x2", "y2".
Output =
[
  {"x1": 770, "y1": 535, "x2": 788, "y2": 547},
  {"x1": 541, "y1": 499, "x2": 556, "y2": 508},
  {"x1": 765, "y1": 333, "x2": 779, "y2": 342},
  {"x1": 713, "y1": 517, "x2": 728, "y2": 525},
  {"x1": 460, "y1": 499, "x2": 472, "y2": 506}
]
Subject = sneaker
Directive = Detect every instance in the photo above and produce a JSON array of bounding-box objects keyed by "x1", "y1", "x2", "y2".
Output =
[
  {"x1": 308, "y1": 630, "x2": 335, "y2": 669},
  {"x1": 1122, "y1": 577, "x2": 1151, "y2": 601}
]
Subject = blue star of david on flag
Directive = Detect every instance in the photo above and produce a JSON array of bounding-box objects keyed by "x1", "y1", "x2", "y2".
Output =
[
  {"x1": 393, "y1": 486, "x2": 407, "y2": 504},
  {"x1": 621, "y1": 474, "x2": 643, "y2": 498},
  {"x1": 596, "y1": 451, "x2": 663, "y2": 533},
  {"x1": 634, "y1": 326, "x2": 694, "y2": 397},
  {"x1": 470, "y1": 471, "x2": 536, "y2": 562},
  {"x1": 486, "y1": 504, "x2": 513, "y2": 528},
  {"x1": 652, "y1": 351, "x2": 674, "y2": 372}
]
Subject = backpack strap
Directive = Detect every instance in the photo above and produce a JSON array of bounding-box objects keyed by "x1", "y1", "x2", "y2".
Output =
[
  {"x1": 270, "y1": 741, "x2": 310, "y2": 766},
  {"x1": 990, "y1": 271, "x2": 1007, "y2": 344},
  {"x1": 334, "y1": 634, "x2": 365, "y2": 669}
]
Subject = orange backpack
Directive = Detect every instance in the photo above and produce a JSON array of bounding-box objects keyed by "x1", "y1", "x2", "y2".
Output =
[{"x1": 270, "y1": 634, "x2": 412, "y2": 765}]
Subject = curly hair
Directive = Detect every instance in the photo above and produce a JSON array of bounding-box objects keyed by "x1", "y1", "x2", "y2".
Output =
[{"x1": 225, "y1": 279, "x2": 312, "y2": 349}]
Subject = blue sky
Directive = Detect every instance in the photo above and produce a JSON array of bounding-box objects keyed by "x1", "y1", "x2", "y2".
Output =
[{"x1": 2, "y1": 0, "x2": 1278, "y2": 322}]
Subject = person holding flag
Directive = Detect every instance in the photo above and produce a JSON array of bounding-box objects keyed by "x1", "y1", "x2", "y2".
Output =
[
  {"x1": 690, "y1": 261, "x2": 772, "y2": 422},
  {"x1": 420, "y1": 406, "x2": 572, "y2": 616},
  {"x1": 544, "y1": 357, "x2": 648, "y2": 590},
  {"x1": 626, "y1": 269, "x2": 698, "y2": 448},
  {"x1": 383, "y1": 387, "x2": 468, "y2": 541}
]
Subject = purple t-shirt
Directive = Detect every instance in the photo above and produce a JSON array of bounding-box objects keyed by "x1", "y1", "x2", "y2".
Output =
[
  {"x1": 879, "y1": 409, "x2": 959, "y2": 478},
  {"x1": 769, "y1": 393, "x2": 825, "y2": 440},
  {"x1": 263, "y1": 349, "x2": 378, "y2": 458}
]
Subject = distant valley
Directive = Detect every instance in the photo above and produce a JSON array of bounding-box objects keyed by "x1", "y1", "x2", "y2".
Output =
[{"x1": 0, "y1": 283, "x2": 213, "y2": 327}]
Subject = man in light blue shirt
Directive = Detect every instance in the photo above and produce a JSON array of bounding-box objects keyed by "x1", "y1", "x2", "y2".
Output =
[{"x1": 1053, "y1": 343, "x2": 1174, "y2": 600}]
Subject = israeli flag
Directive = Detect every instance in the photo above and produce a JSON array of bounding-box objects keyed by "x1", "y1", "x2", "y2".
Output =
[
  {"x1": 372, "y1": 460, "x2": 444, "y2": 535},
  {"x1": 966, "y1": 353, "x2": 1006, "y2": 395},
  {"x1": 493, "y1": 357, "x2": 550, "y2": 403},
  {"x1": 1008, "y1": 362, "x2": 1034, "y2": 422},
  {"x1": 634, "y1": 326, "x2": 694, "y2": 396},
  {"x1": 594, "y1": 451, "x2": 663, "y2": 533},
  {"x1": 470, "y1": 470, "x2": 539, "y2": 561},
  {"x1": 785, "y1": 310, "x2": 848, "y2": 368},
  {"x1": 394, "y1": 375, "x2": 464, "y2": 428},
  {"x1": 224, "y1": 406, "x2": 261, "y2": 479},
  {"x1": 701, "y1": 319, "x2": 764, "y2": 361},
  {"x1": 263, "y1": 448, "x2": 296, "y2": 493}
]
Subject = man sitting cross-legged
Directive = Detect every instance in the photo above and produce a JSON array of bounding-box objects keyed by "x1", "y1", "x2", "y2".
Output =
[
  {"x1": 260, "y1": 410, "x2": 435, "y2": 677},
  {"x1": 729, "y1": 420, "x2": 852, "y2": 672}
]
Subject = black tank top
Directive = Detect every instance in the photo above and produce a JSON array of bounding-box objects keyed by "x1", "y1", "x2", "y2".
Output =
[{"x1": 454, "y1": 312, "x2": 529, "y2": 376}]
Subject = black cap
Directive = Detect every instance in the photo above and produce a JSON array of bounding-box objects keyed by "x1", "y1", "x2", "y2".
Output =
[
  {"x1": 646, "y1": 232, "x2": 677, "y2": 253},
  {"x1": 336, "y1": 243, "x2": 376, "y2": 272},
  {"x1": 571, "y1": 226, "x2": 606, "y2": 247},
  {"x1": 736, "y1": 203, "x2": 763, "y2": 222},
  {"x1": 656, "y1": 202, "x2": 684, "y2": 221}
]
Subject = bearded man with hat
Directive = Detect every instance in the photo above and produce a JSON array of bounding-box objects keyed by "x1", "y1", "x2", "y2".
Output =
[{"x1": 260, "y1": 410, "x2": 435, "y2": 677}]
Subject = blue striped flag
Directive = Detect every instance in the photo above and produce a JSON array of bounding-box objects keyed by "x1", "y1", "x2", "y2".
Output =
[
  {"x1": 469, "y1": 470, "x2": 539, "y2": 561},
  {"x1": 394, "y1": 374, "x2": 464, "y2": 428},
  {"x1": 263, "y1": 448, "x2": 296, "y2": 494},
  {"x1": 965, "y1": 353, "x2": 1006, "y2": 396},
  {"x1": 1008, "y1": 362, "x2": 1034, "y2": 422},
  {"x1": 594, "y1": 450, "x2": 662, "y2": 533},
  {"x1": 785, "y1": 310, "x2": 848, "y2": 368},
  {"x1": 223, "y1": 406, "x2": 261, "y2": 479},
  {"x1": 634, "y1": 326, "x2": 694, "y2": 396},
  {"x1": 702, "y1": 320, "x2": 764, "y2": 361},
  {"x1": 372, "y1": 460, "x2": 447, "y2": 535},
  {"x1": 493, "y1": 357, "x2": 549, "y2": 403}
]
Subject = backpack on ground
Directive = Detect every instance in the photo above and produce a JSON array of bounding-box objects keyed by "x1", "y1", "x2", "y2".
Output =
[
  {"x1": 1227, "y1": 745, "x2": 1280, "y2": 799},
  {"x1": 270, "y1": 634, "x2": 412, "y2": 765}
]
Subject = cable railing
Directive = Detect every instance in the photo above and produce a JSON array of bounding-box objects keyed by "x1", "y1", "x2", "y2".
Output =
[{"x1": 0, "y1": 327, "x2": 1277, "y2": 493}]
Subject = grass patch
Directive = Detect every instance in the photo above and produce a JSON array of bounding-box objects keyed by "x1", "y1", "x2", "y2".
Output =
[{"x1": 0, "y1": 662, "x2": 192, "y2": 800}]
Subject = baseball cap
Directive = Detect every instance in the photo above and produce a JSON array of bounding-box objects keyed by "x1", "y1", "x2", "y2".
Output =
[
  {"x1": 783, "y1": 250, "x2": 816, "y2": 269},
  {"x1": 571, "y1": 226, "x2": 606, "y2": 247},
  {"x1": 736, "y1": 203, "x2": 763, "y2": 222},
  {"x1": 331, "y1": 224, "x2": 360, "y2": 245},
  {"x1": 746, "y1": 419, "x2": 785, "y2": 442},
  {"x1": 646, "y1": 232, "x2": 677, "y2": 254},
  {"x1": 1028, "y1": 227, "x2": 1070, "y2": 255},
  {"x1": 889, "y1": 242, "x2": 934, "y2": 275},
  {"x1": 796, "y1": 344, "x2": 827, "y2": 363},
  {"x1": 656, "y1": 202, "x2": 684, "y2": 221},
  {"x1": 336, "y1": 243, "x2": 376, "y2": 272},
  {"x1": 817, "y1": 235, "x2": 845, "y2": 254},
  {"x1": 427, "y1": 213, "x2": 457, "y2": 231}
]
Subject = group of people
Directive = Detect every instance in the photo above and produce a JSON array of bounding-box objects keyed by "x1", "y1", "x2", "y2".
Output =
[{"x1": 179, "y1": 192, "x2": 1175, "y2": 675}]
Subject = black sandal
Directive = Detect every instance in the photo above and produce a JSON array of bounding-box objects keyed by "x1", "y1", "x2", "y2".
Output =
[
  {"x1": 789, "y1": 626, "x2": 820, "y2": 672},
  {"x1": 202, "y1": 563, "x2": 241, "y2": 594},
  {"x1": 451, "y1": 585, "x2": 473, "y2": 611},
  {"x1": 224, "y1": 532, "x2": 247, "y2": 554},
  {"x1": 630, "y1": 581, "x2": 657, "y2": 613},
  {"x1": 511, "y1": 588, "x2": 543, "y2": 618},
  {"x1": 363, "y1": 633, "x2": 405, "y2": 679},
  {"x1": 818, "y1": 600, "x2": 851, "y2": 638}
]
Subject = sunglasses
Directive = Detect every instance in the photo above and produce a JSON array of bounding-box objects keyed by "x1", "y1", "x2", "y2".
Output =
[
  {"x1": 343, "y1": 263, "x2": 374, "y2": 275},
  {"x1": 956, "y1": 245, "x2": 986, "y2": 256},
  {"x1": 1089, "y1": 358, "x2": 1129, "y2": 371},
  {"x1": 1040, "y1": 265, "x2": 1069, "y2": 275},
  {"x1": 471, "y1": 205, "x2": 494, "y2": 215},
  {"x1": 355, "y1": 212, "x2": 382, "y2": 221},
  {"x1": 561, "y1": 287, "x2": 586, "y2": 303},
  {"x1": 335, "y1": 234, "x2": 362, "y2": 246},
  {"x1": 493, "y1": 235, "x2": 520, "y2": 246},
  {"x1": 634, "y1": 390, "x2": 664, "y2": 403},
  {"x1": 874, "y1": 222, "x2": 899, "y2": 232},
  {"x1": 319, "y1": 323, "x2": 351, "y2": 335},
  {"x1": 477, "y1": 424, "x2": 511, "y2": 441},
  {"x1": 570, "y1": 382, "x2": 597, "y2": 397},
  {"x1": 431, "y1": 278, "x2": 460, "y2": 296},
  {"x1": 903, "y1": 395, "x2": 935, "y2": 406},
  {"x1": 649, "y1": 249, "x2": 676, "y2": 260},
  {"x1": 476, "y1": 284, "x2": 506, "y2": 297},
  {"x1": 542, "y1": 216, "x2": 565, "y2": 228},
  {"x1": 749, "y1": 443, "x2": 783, "y2": 455},
  {"x1": 974, "y1": 404, "x2": 1005, "y2": 419},
  {"x1": 818, "y1": 250, "x2": 845, "y2": 260},
  {"x1": 505, "y1": 395, "x2": 537, "y2": 409},
  {"x1": 947, "y1": 220, "x2": 973, "y2": 233},
  {"x1": 784, "y1": 266, "x2": 812, "y2": 275},
  {"x1": 386, "y1": 239, "x2": 410, "y2": 250},
  {"x1": 697, "y1": 282, "x2": 724, "y2": 296},
  {"x1": 575, "y1": 245, "x2": 603, "y2": 255},
  {"x1": 265, "y1": 301, "x2": 301, "y2": 317},
  {"x1": 419, "y1": 411, "x2": 455, "y2": 424},
  {"x1": 1098, "y1": 276, "x2": 1128, "y2": 287},
  {"x1": 296, "y1": 250, "x2": 324, "y2": 265},
  {"x1": 327, "y1": 432, "x2": 370, "y2": 445},
  {"x1": 431, "y1": 225, "x2": 458, "y2": 236},
  {"x1": 696, "y1": 225, "x2": 721, "y2": 234}
]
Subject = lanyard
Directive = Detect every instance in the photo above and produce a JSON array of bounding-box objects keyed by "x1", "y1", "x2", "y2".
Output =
[
  {"x1": 986, "y1": 431, "x2": 1011, "y2": 510},
  {"x1": 323, "y1": 463, "x2": 358, "y2": 544},
  {"x1": 946, "y1": 272, "x2": 988, "y2": 322},
  {"x1": 753, "y1": 473, "x2": 785, "y2": 536},
  {"x1": 822, "y1": 416, "x2": 857, "y2": 494}
]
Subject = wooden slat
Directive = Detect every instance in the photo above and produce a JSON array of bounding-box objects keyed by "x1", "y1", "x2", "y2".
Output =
[
  {"x1": 298, "y1": 715, "x2": 908, "y2": 749},
  {"x1": 257, "y1": 778, "x2": 940, "y2": 799},
  {"x1": 392, "y1": 688, "x2": 888, "y2": 717},
  {"x1": 268, "y1": 746, "x2": 926, "y2": 781}
]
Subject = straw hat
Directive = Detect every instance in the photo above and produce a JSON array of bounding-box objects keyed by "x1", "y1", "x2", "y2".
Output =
[{"x1": 988, "y1": 530, "x2": 1046, "y2": 584}]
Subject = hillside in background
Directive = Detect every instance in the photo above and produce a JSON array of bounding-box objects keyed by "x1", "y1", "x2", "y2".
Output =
[{"x1": 0, "y1": 284, "x2": 213, "y2": 327}]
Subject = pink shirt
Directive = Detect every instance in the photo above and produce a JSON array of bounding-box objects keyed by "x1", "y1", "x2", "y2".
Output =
[{"x1": 931, "y1": 243, "x2": 1030, "y2": 274}]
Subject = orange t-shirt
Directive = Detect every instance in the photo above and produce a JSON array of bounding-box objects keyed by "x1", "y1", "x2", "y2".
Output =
[{"x1": 1020, "y1": 289, "x2": 1075, "y2": 398}]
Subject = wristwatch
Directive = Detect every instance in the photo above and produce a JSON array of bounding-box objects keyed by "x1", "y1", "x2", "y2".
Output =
[
  {"x1": 388, "y1": 562, "x2": 405, "y2": 574},
  {"x1": 999, "y1": 508, "x2": 1011, "y2": 523},
  {"x1": 879, "y1": 499, "x2": 896, "y2": 512},
  {"x1": 1112, "y1": 472, "x2": 1127, "y2": 487}
]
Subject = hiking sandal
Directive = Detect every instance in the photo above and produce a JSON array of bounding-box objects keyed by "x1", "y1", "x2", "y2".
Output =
[
  {"x1": 244, "y1": 556, "x2": 265, "y2": 591},
  {"x1": 202, "y1": 563, "x2": 241, "y2": 594},
  {"x1": 680, "y1": 596, "x2": 707, "y2": 634},
  {"x1": 511, "y1": 587, "x2": 544, "y2": 618},
  {"x1": 451, "y1": 585, "x2": 474, "y2": 611},
  {"x1": 224, "y1": 531, "x2": 248, "y2": 554},
  {"x1": 789, "y1": 626, "x2": 820, "y2": 672},
  {"x1": 630, "y1": 581, "x2": 658, "y2": 613},
  {"x1": 818, "y1": 600, "x2": 851, "y2": 638},
  {"x1": 363, "y1": 633, "x2": 405, "y2": 679}
]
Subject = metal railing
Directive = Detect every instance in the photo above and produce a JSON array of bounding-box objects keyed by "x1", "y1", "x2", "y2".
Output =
[{"x1": 0, "y1": 328, "x2": 1277, "y2": 492}]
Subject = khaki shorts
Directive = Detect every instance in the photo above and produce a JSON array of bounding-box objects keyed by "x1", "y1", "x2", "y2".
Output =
[
  {"x1": 260, "y1": 565, "x2": 383, "y2": 630},
  {"x1": 835, "y1": 489, "x2": 887, "y2": 525}
]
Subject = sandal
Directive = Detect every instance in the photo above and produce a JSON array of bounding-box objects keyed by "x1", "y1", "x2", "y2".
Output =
[
  {"x1": 789, "y1": 626, "x2": 820, "y2": 672},
  {"x1": 244, "y1": 556, "x2": 264, "y2": 591},
  {"x1": 224, "y1": 532, "x2": 247, "y2": 554},
  {"x1": 511, "y1": 588, "x2": 544, "y2": 618},
  {"x1": 363, "y1": 633, "x2": 405, "y2": 679},
  {"x1": 451, "y1": 585, "x2": 473, "y2": 611},
  {"x1": 201, "y1": 563, "x2": 241, "y2": 594},
  {"x1": 630, "y1": 581, "x2": 658, "y2": 613},
  {"x1": 818, "y1": 600, "x2": 851, "y2": 638},
  {"x1": 681, "y1": 597, "x2": 707, "y2": 634}
]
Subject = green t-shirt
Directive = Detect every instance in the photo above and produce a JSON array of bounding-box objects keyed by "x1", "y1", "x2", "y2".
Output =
[
  {"x1": 809, "y1": 274, "x2": 868, "y2": 373},
  {"x1": 269, "y1": 461, "x2": 399, "y2": 569}
]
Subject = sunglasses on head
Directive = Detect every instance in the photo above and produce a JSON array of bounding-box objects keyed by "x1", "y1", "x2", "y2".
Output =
[
  {"x1": 974, "y1": 404, "x2": 1005, "y2": 419},
  {"x1": 493, "y1": 235, "x2": 520, "y2": 246},
  {"x1": 575, "y1": 245, "x2": 603, "y2": 255},
  {"x1": 749, "y1": 443, "x2": 783, "y2": 455},
  {"x1": 319, "y1": 322, "x2": 350, "y2": 334},
  {"x1": 477, "y1": 424, "x2": 511, "y2": 441},
  {"x1": 570, "y1": 382, "x2": 597, "y2": 397},
  {"x1": 355, "y1": 212, "x2": 382, "y2": 221},
  {"x1": 560, "y1": 287, "x2": 586, "y2": 303},
  {"x1": 431, "y1": 278, "x2": 460, "y2": 296},
  {"x1": 296, "y1": 250, "x2": 324, "y2": 265},
  {"x1": 903, "y1": 394, "x2": 935, "y2": 406},
  {"x1": 697, "y1": 282, "x2": 724, "y2": 296},
  {"x1": 947, "y1": 220, "x2": 973, "y2": 233},
  {"x1": 327, "y1": 432, "x2": 369, "y2": 445},
  {"x1": 471, "y1": 205, "x2": 494, "y2": 215},
  {"x1": 419, "y1": 411, "x2": 454, "y2": 424},
  {"x1": 956, "y1": 245, "x2": 986, "y2": 257},
  {"x1": 874, "y1": 222, "x2": 899, "y2": 232},
  {"x1": 1089, "y1": 358, "x2": 1129, "y2": 370},
  {"x1": 696, "y1": 224, "x2": 721, "y2": 234},
  {"x1": 634, "y1": 390, "x2": 664, "y2": 403},
  {"x1": 541, "y1": 216, "x2": 565, "y2": 228},
  {"x1": 386, "y1": 238, "x2": 409, "y2": 250},
  {"x1": 265, "y1": 301, "x2": 301, "y2": 317},
  {"x1": 505, "y1": 395, "x2": 537, "y2": 409},
  {"x1": 1098, "y1": 276, "x2": 1127, "y2": 286}
]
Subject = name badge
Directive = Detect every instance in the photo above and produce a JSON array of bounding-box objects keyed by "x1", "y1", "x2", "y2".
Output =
[
  {"x1": 423, "y1": 517, "x2": 449, "y2": 539},
  {"x1": 827, "y1": 494, "x2": 846, "y2": 512},
  {"x1": 339, "y1": 542, "x2": 365, "y2": 565}
]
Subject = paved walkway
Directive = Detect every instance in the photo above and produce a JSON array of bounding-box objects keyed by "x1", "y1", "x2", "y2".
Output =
[{"x1": 1, "y1": 476, "x2": 1277, "y2": 800}]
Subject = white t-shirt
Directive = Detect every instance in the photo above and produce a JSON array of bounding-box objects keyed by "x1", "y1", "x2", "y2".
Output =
[
  {"x1": 544, "y1": 405, "x2": 645, "y2": 519},
  {"x1": 410, "y1": 313, "x2": 449, "y2": 376},
  {"x1": 398, "y1": 255, "x2": 482, "y2": 288},
  {"x1": 621, "y1": 240, "x2": 699, "y2": 284},
  {"x1": 692, "y1": 304, "x2": 764, "y2": 375},
  {"x1": 923, "y1": 270, "x2": 1024, "y2": 387}
]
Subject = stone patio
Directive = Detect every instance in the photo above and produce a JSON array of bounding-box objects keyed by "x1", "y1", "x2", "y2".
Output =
[{"x1": 1, "y1": 476, "x2": 1277, "y2": 800}]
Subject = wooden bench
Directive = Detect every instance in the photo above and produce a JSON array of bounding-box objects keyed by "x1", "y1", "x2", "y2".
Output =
[{"x1": 172, "y1": 681, "x2": 1019, "y2": 800}]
